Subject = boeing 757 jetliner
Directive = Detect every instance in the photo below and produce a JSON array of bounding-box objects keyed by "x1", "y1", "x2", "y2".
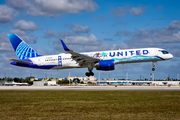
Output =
[{"x1": 8, "y1": 34, "x2": 173, "y2": 77}]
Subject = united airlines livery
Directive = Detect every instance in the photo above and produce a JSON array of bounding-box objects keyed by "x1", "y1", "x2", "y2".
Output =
[{"x1": 8, "y1": 34, "x2": 173, "y2": 77}]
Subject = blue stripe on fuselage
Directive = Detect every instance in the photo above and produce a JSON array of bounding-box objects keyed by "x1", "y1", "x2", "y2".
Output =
[{"x1": 155, "y1": 56, "x2": 165, "y2": 60}]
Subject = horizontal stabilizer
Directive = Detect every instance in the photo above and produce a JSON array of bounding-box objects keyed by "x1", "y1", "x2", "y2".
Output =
[{"x1": 9, "y1": 59, "x2": 31, "y2": 64}]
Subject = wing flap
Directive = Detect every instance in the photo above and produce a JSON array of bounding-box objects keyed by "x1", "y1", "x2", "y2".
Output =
[
  {"x1": 68, "y1": 50, "x2": 100, "y2": 62},
  {"x1": 60, "y1": 40, "x2": 100, "y2": 64}
]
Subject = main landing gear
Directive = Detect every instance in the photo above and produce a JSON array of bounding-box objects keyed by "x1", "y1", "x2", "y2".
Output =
[
  {"x1": 85, "y1": 71, "x2": 94, "y2": 77},
  {"x1": 85, "y1": 63, "x2": 94, "y2": 77},
  {"x1": 152, "y1": 62, "x2": 156, "y2": 71}
]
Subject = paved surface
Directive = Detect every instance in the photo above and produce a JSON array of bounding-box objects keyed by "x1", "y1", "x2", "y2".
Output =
[{"x1": 0, "y1": 86, "x2": 180, "y2": 91}]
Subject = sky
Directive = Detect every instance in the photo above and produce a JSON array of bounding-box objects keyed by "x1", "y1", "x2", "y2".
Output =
[{"x1": 0, "y1": 0, "x2": 180, "y2": 80}]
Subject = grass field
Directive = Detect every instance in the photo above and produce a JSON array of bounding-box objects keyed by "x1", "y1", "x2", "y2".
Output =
[{"x1": 0, "y1": 91, "x2": 180, "y2": 120}]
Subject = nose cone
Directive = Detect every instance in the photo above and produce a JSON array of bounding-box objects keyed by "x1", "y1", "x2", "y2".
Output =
[{"x1": 168, "y1": 54, "x2": 173, "y2": 60}]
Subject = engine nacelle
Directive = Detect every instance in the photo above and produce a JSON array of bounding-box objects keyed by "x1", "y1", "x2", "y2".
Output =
[{"x1": 95, "y1": 60, "x2": 115, "y2": 71}]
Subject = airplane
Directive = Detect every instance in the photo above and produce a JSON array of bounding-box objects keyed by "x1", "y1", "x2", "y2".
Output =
[
  {"x1": 4, "y1": 81, "x2": 28, "y2": 86},
  {"x1": 8, "y1": 34, "x2": 173, "y2": 77}
]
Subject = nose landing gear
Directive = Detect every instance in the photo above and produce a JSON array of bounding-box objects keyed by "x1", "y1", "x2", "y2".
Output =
[{"x1": 152, "y1": 62, "x2": 156, "y2": 71}]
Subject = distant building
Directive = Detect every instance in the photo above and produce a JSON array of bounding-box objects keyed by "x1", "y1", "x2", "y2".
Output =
[
  {"x1": 0, "y1": 80, "x2": 6, "y2": 86},
  {"x1": 97, "y1": 80, "x2": 180, "y2": 86},
  {"x1": 65, "y1": 76, "x2": 97, "y2": 83},
  {"x1": 30, "y1": 76, "x2": 97, "y2": 83},
  {"x1": 33, "y1": 81, "x2": 57, "y2": 86}
]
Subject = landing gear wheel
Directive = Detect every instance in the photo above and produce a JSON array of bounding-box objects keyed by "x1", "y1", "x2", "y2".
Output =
[
  {"x1": 85, "y1": 72, "x2": 90, "y2": 77},
  {"x1": 85, "y1": 71, "x2": 94, "y2": 77},
  {"x1": 152, "y1": 62, "x2": 156, "y2": 71},
  {"x1": 89, "y1": 71, "x2": 94, "y2": 76}
]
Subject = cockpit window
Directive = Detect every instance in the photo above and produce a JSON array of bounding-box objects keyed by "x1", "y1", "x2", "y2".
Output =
[{"x1": 161, "y1": 50, "x2": 169, "y2": 54}]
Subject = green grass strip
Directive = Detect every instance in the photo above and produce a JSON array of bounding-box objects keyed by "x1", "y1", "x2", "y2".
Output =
[{"x1": 0, "y1": 91, "x2": 180, "y2": 120}]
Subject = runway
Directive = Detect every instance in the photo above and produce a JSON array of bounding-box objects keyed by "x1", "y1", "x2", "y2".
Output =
[{"x1": 0, "y1": 85, "x2": 180, "y2": 91}]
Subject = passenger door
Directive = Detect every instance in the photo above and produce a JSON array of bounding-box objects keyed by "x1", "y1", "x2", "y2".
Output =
[{"x1": 58, "y1": 56, "x2": 62, "y2": 67}]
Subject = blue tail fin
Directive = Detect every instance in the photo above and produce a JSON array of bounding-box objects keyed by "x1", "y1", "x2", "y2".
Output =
[{"x1": 8, "y1": 34, "x2": 41, "y2": 60}]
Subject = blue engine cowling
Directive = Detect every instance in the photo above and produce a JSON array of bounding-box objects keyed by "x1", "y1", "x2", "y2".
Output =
[{"x1": 95, "y1": 60, "x2": 115, "y2": 71}]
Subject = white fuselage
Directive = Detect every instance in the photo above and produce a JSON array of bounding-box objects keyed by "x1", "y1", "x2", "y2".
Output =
[{"x1": 28, "y1": 48, "x2": 173, "y2": 70}]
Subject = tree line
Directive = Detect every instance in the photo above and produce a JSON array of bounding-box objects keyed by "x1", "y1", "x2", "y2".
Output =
[
  {"x1": 0, "y1": 77, "x2": 85, "y2": 85},
  {"x1": 0, "y1": 77, "x2": 34, "y2": 85}
]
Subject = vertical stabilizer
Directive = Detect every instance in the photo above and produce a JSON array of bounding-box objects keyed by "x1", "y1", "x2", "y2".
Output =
[{"x1": 8, "y1": 34, "x2": 41, "y2": 60}]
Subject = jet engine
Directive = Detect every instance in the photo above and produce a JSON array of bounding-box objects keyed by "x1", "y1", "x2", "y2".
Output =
[{"x1": 95, "y1": 59, "x2": 115, "y2": 71}]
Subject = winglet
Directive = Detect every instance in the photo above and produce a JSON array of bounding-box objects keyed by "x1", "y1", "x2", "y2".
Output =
[{"x1": 60, "y1": 39, "x2": 70, "y2": 51}]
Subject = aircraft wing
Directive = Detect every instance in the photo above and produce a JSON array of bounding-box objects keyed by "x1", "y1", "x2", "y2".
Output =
[
  {"x1": 60, "y1": 40, "x2": 100, "y2": 65},
  {"x1": 9, "y1": 59, "x2": 32, "y2": 64}
]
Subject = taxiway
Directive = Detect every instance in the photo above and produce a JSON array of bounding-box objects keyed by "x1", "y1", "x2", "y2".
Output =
[{"x1": 0, "y1": 86, "x2": 180, "y2": 91}]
